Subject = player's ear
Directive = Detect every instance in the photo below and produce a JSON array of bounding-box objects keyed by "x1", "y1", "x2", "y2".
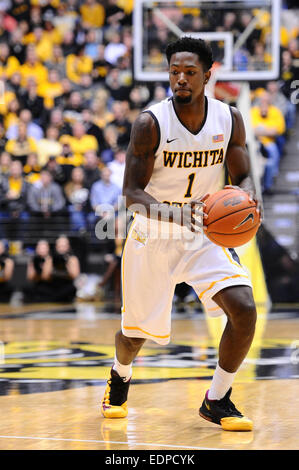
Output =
[{"x1": 204, "y1": 70, "x2": 211, "y2": 84}]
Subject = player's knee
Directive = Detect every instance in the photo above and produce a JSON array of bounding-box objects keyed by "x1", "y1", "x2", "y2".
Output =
[
  {"x1": 117, "y1": 331, "x2": 145, "y2": 352},
  {"x1": 227, "y1": 295, "x2": 257, "y2": 333}
]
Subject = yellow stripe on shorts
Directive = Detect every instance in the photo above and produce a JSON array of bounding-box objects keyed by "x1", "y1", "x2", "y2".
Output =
[{"x1": 198, "y1": 274, "x2": 249, "y2": 300}]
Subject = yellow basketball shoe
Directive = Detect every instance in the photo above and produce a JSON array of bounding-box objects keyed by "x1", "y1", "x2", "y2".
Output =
[
  {"x1": 101, "y1": 369, "x2": 130, "y2": 419},
  {"x1": 199, "y1": 388, "x2": 253, "y2": 431}
]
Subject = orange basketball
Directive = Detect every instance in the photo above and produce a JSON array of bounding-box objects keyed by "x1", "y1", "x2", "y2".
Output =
[{"x1": 203, "y1": 188, "x2": 261, "y2": 248}]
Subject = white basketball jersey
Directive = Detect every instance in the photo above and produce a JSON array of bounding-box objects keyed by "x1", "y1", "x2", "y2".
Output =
[
  {"x1": 145, "y1": 95, "x2": 232, "y2": 203},
  {"x1": 134, "y1": 95, "x2": 233, "y2": 239}
]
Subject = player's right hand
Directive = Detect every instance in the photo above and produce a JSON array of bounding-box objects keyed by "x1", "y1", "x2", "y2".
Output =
[{"x1": 180, "y1": 194, "x2": 210, "y2": 232}]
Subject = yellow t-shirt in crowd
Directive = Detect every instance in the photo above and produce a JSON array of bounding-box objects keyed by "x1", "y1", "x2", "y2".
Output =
[
  {"x1": 0, "y1": 91, "x2": 16, "y2": 116},
  {"x1": 8, "y1": 177, "x2": 22, "y2": 195},
  {"x1": 66, "y1": 54, "x2": 93, "y2": 84},
  {"x1": 0, "y1": 56, "x2": 20, "y2": 79},
  {"x1": 20, "y1": 62, "x2": 48, "y2": 86},
  {"x1": 80, "y1": 3, "x2": 105, "y2": 27},
  {"x1": 5, "y1": 136, "x2": 38, "y2": 156},
  {"x1": 59, "y1": 134, "x2": 98, "y2": 157},
  {"x1": 38, "y1": 81, "x2": 64, "y2": 108},
  {"x1": 250, "y1": 105, "x2": 286, "y2": 146}
]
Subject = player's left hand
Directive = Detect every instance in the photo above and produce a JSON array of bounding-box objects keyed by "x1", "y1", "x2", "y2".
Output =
[{"x1": 224, "y1": 185, "x2": 263, "y2": 223}]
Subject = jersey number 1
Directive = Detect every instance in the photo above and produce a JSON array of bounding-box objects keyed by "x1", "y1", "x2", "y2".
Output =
[{"x1": 184, "y1": 173, "x2": 195, "y2": 198}]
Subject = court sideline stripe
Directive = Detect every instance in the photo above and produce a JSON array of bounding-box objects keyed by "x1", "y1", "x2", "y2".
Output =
[{"x1": 0, "y1": 435, "x2": 224, "y2": 450}]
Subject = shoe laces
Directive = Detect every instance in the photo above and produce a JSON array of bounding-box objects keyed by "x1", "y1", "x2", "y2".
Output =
[{"x1": 219, "y1": 393, "x2": 243, "y2": 416}]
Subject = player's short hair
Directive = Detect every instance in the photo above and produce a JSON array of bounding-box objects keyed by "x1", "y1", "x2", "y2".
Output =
[{"x1": 166, "y1": 36, "x2": 214, "y2": 71}]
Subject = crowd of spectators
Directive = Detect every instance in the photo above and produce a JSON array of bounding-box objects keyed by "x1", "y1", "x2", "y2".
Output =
[{"x1": 0, "y1": 0, "x2": 297, "y2": 304}]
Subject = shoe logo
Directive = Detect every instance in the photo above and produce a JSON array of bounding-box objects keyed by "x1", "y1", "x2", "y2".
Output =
[
  {"x1": 233, "y1": 212, "x2": 254, "y2": 230},
  {"x1": 205, "y1": 400, "x2": 211, "y2": 411},
  {"x1": 166, "y1": 138, "x2": 178, "y2": 143}
]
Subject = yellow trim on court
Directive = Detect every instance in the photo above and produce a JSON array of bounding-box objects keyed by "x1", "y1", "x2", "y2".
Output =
[
  {"x1": 222, "y1": 247, "x2": 241, "y2": 268},
  {"x1": 121, "y1": 215, "x2": 136, "y2": 314},
  {"x1": 123, "y1": 325, "x2": 171, "y2": 339},
  {"x1": 198, "y1": 274, "x2": 249, "y2": 300}
]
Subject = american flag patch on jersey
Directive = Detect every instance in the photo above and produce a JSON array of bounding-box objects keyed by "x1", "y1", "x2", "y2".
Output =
[{"x1": 212, "y1": 134, "x2": 224, "y2": 143}]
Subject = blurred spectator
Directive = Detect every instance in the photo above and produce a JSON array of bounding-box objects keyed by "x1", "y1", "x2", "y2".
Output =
[
  {"x1": 7, "y1": 70, "x2": 22, "y2": 96},
  {"x1": 266, "y1": 80, "x2": 296, "y2": 131},
  {"x1": 81, "y1": 108, "x2": 105, "y2": 153},
  {"x1": 0, "y1": 159, "x2": 29, "y2": 239},
  {"x1": 91, "y1": 44, "x2": 111, "y2": 83},
  {"x1": 108, "y1": 147, "x2": 126, "y2": 190},
  {"x1": 3, "y1": 96, "x2": 20, "y2": 130},
  {"x1": 23, "y1": 152, "x2": 41, "y2": 185},
  {"x1": 105, "y1": 66, "x2": 131, "y2": 101},
  {"x1": 48, "y1": 234, "x2": 80, "y2": 302},
  {"x1": 43, "y1": 155, "x2": 66, "y2": 186},
  {"x1": 19, "y1": 78, "x2": 45, "y2": 123},
  {"x1": 101, "y1": 124, "x2": 119, "y2": 164},
  {"x1": 66, "y1": 44, "x2": 93, "y2": 85},
  {"x1": 53, "y1": 2, "x2": 78, "y2": 36},
  {"x1": 251, "y1": 92, "x2": 286, "y2": 193},
  {"x1": 9, "y1": 1, "x2": 30, "y2": 24},
  {"x1": 104, "y1": 30, "x2": 127, "y2": 66},
  {"x1": 91, "y1": 88, "x2": 114, "y2": 129},
  {"x1": 63, "y1": 90, "x2": 84, "y2": 122},
  {"x1": 56, "y1": 141, "x2": 81, "y2": 180},
  {"x1": 111, "y1": 100, "x2": 132, "y2": 147},
  {"x1": 64, "y1": 166, "x2": 90, "y2": 232},
  {"x1": 82, "y1": 149, "x2": 102, "y2": 189},
  {"x1": 90, "y1": 166, "x2": 121, "y2": 214},
  {"x1": 60, "y1": 121, "x2": 98, "y2": 162},
  {"x1": 49, "y1": 107, "x2": 72, "y2": 137},
  {"x1": 147, "y1": 84, "x2": 167, "y2": 107},
  {"x1": 250, "y1": 42, "x2": 272, "y2": 71},
  {"x1": 45, "y1": 44, "x2": 66, "y2": 78},
  {"x1": 80, "y1": 0, "x2": 105, "y2": 29},
  {"x1": 20, "y1": 45, "x2": 48, "y2": 87},
  {"x1": 129, "y1": 85, "x2": 150, "y2": 111},
  {"x1": 105, "y1": 0, "x2": 126, "y2": 28},
  {"x1": 53, "y1": 77, "x2": 73, "y2": 108},
  {"x1": 0, "y1": 239, "x2": 14, "y2": 303},
  {"x1": 38, "y1": 68, "x2": 64, "y2": 109},
  {"x1": 9, "y1": 28, "x2": 26, "y2": 64},
  {"x1": 61, "y1": 29, "x2": 77, "y2": 57},
  {"x1": 27, "y1": 169, "x2": 65, "y2": 217},
  {"x1": 6, "y1": 108, "x2": 44, "y2": 140},
  {"x1": 85, "y1": 28, "x2": 100, "y2": 60},
  {"x1": 281, "y1": 49, "x2": 299, "y2": 100},
  {"x1": 23, "y1": 239, "x2": 54, "y2": 303},
  {"x1": 0, "y1": 151, "x2": 11, "y2": 176},
  {"x1": 0, "y1": 120, "x2": 8, "y2": 153},
  {"x1": 36, "y1": 125, "x2": 62, "y2": 167},
  {"x1": 5, "y1": 121, "x2": 38, "y2": 165},
  {"x1": 0, "y1": 41, "x2": 19, "y2": 80}
]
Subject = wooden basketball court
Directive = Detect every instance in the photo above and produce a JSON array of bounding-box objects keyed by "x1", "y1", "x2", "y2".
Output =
[{"x1": 0, "y1": 302, "x2": 298, "y2": 450}]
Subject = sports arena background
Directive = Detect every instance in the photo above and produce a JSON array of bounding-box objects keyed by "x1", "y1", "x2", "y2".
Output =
[{"x1": 0, "y1": 0, "x2": 298, "y2": 312}]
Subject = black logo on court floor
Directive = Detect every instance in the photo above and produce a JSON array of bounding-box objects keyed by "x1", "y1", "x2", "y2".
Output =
[{"x1": 0, "y1": 340, "x2": 298, "y2": 395}]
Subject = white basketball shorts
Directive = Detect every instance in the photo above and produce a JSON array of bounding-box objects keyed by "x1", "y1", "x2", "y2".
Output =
[{"x1": 121, "y1": 218, "x2": 252, "y2": 345}]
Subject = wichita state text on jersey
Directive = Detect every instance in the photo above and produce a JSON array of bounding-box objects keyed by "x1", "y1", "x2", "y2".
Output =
[{"x1": 163, "y1": 148, "x2": 224, "y2": 168}]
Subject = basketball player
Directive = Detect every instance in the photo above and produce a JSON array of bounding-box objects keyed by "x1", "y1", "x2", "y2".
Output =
[{"x1": 101, "y1": 37, "x2": 260, "y2": 431}]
